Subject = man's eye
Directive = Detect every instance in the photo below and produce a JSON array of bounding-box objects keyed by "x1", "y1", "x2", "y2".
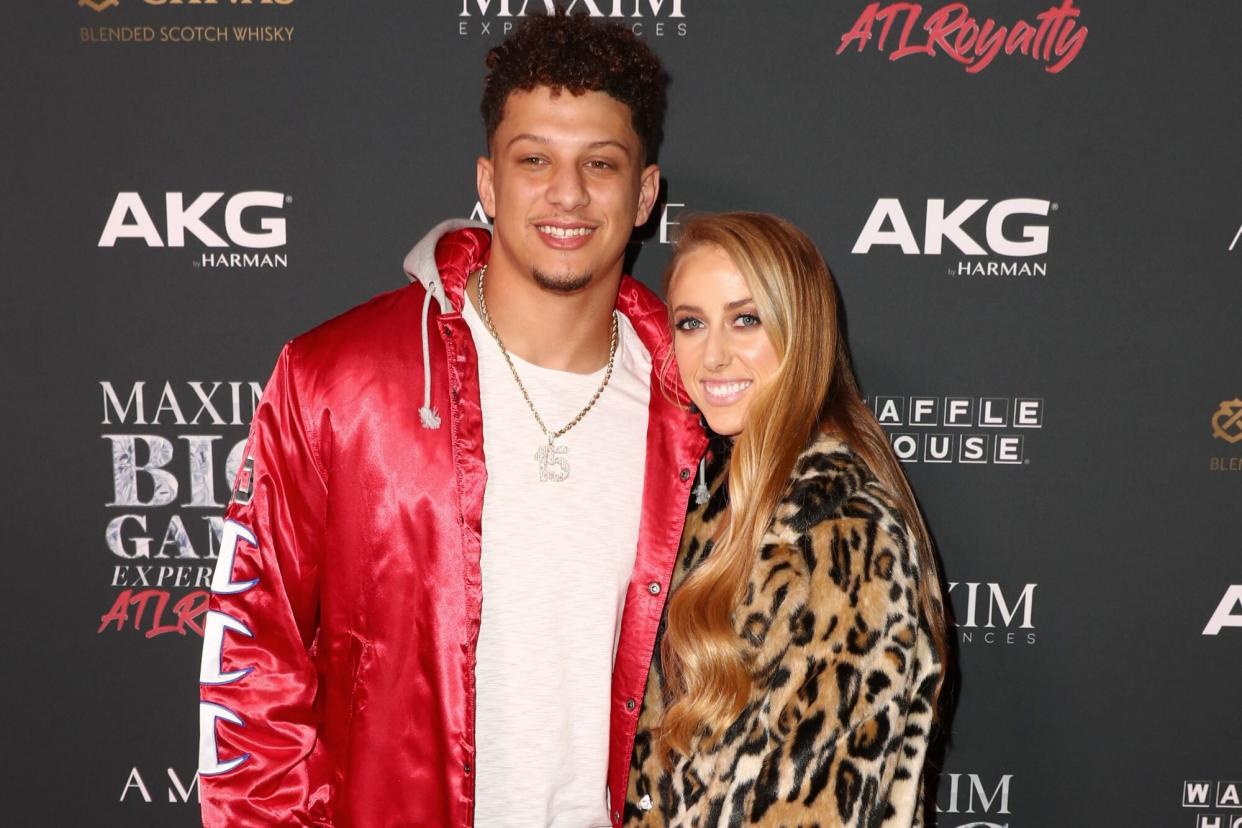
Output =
[
  {"x1": 587, "y1": 159, "x2": 615, "y2": 170},
  {"x1": 735, "y1": 313, "x2": 761, "y2": 327},
  {"x1": 521, "y1": 156, "x2": 547, "y2": 166},
  {"x1": 674, "y1": 317, "x2": 704, "y2": 331}
]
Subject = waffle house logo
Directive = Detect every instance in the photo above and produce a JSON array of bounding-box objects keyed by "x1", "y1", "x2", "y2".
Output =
[
  {"x1": 873, "y1": 396, "x2": 1043, "y2": 465},
  {"x1": 1182, "y1": 780, "x2": 1242, "y2": 828}
]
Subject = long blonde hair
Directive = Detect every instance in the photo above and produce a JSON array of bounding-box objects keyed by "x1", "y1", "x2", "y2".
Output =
[{"x1": 657, "y1": 212, "x2": 949, "y2": 757}]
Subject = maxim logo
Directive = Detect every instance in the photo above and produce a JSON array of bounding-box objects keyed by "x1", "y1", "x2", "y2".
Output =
[
  {"x1": 98, "y1": 192, "x2": 289, "y2": 268},
  {"x1": 853, "y1": 198, "x2": 1054, "y2": 277},
  {"x1": 947, "y1": 582, "x2": 1036, "y2": 645},
  {"x1": 120, "y1": 767, "x2": 199, "y2": 803},
  {"x1": 936, "y1": 772, "x2": 1013, "y2": 827},
  {"x1": 458, "y1": 0, "x2": 686, "y2": 36},
  {"x1": 1182, "y1": 780, "x2": 1242, "y2": 828},
  {"x1": 837, "y1": 0, "x2": 1088, "y2": 74}
]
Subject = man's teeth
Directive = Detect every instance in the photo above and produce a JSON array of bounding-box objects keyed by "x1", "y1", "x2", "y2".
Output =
[
  {"x1": 705, "y1": 381, "x2": 751, "y2": 398},
  {"x1": 539, "y1": 226, "x2": 593, "y2": 238}
]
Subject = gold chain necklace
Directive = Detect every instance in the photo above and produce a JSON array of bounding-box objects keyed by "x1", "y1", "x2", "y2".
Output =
[{"x1": 475, "y1": 264, "x2": 618, "y2": 482}]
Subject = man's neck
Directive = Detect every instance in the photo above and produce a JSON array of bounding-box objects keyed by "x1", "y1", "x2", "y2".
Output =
[{"x1": 467, "y1": 258, "x2": 622, "y2": 374}]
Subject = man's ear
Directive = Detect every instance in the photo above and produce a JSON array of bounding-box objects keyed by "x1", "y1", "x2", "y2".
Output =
[
  {"x1": 634, "y1": 164, "x2": 660, "y2": 227},
  {"x1": 476, "y1": 156, "x2": 496, "y2": 219}
]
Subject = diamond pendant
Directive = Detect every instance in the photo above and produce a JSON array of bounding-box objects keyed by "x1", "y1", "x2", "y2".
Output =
[{"x1": 535, "y1": 438, "x2": 570, "y2": 482}]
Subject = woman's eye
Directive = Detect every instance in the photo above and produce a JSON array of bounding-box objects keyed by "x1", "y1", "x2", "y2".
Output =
[
  {"x1": 674, "y1": 317, "x2": 704, "y2": 331},
  {"x1": 735, "y1": 313, "x2": 761, "y2": 327}
]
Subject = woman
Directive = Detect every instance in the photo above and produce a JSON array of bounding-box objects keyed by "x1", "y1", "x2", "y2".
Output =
[{"x1": 626, "y1": 213, "x2": 948, "y2": 827}]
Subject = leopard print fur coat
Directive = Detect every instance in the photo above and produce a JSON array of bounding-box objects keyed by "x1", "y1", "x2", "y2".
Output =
[{"x1": 624, "y1": 432, "x2": 941, "y2": 827}]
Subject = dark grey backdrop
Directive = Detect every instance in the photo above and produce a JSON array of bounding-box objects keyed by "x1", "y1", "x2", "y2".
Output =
[{"x1": 5, "y1": 1, "x2": 1241, "y2": 825}]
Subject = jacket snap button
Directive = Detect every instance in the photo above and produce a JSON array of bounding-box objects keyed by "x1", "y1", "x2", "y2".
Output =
[
  {"x1": 613, "y1": 811, "x2": 620, "y2": 822},
  {"x1": 463, "y1": 762, "x2": 471, "y2": 774},
  {"x1": 442, "y1": 325, "x2": 452, "y2": 337},
  {"x1": 625, "y1": 698, "x2": 636, "y2": 711},
  {"x1": 678, "y1": 468, "x2": 690, "y2": 481},
  {"x1": 648, "y1": 582, "x2": 660, "y2": 595}
]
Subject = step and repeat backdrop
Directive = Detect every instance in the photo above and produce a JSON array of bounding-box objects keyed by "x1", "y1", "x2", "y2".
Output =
[{"x1": 5, "y1": 1, "x2": 1240, "y2": 825}]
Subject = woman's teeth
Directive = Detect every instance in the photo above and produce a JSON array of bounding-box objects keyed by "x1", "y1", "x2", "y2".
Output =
[{"x1": 704, "y1": 380, "x2": 751, "y2": 399}]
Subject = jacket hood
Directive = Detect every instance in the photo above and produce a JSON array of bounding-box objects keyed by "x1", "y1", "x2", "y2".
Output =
[{"x1": 403, "y1": 218, "x2": 492, "y2": 314}]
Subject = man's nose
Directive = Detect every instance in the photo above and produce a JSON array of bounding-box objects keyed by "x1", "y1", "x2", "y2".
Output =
[{"x1": 545, "y1": 162, "x2": 589, "y2": 211}]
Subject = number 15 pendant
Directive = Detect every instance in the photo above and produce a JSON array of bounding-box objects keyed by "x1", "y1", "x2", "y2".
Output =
[{"x1": 535, "y1": 440, "x2": 570, "y2": 482}]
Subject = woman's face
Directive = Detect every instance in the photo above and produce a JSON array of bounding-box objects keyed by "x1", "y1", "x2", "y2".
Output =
[{"x1": 669, "y1": 245, "x2": 781, "y2": 437}]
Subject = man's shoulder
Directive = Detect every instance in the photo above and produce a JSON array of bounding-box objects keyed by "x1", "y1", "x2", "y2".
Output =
[
  {"x1": 277, "y1": 282, "x2": 434, "y2": 399},
  {"x1": 289, "y1": 282, "x2": 425, "y2": 360}
]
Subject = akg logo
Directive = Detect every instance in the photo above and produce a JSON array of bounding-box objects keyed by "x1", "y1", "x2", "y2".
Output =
[
  {"x1": 98, "y1": 192, "x2": 288, "y2": 249},
  {"x1": 1211, "y1": 400, "x2": 1242, "y2": 445},
  {"x1": 1203, "y1": 586, "x2": 1242, "y2": 636},
  {"x1": 853, "y1": 198, "x2": 1051, "y2": 257},
  {"x1": 948, "y1": 582, "x2": 1036, "y2": 645},
  {"x1": 79, "y1": 0, "x2": 119, "y2": 10}
]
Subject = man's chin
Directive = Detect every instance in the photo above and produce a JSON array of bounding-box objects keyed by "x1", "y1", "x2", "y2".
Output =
[{"x1": 532, "y1": 268, "x2": 593, "y2": 294}]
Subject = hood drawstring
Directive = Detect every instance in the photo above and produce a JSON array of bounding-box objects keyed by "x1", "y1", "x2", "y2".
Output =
[
  {"x1": 417, "y1": 287, "x2": 441, "y2": 430},
  {"x1": 403, "y1": 219, "x2": 491, "y2": 431},
  {"x1": 693, "y1": 456, "x2": 710, "y2": 505}
]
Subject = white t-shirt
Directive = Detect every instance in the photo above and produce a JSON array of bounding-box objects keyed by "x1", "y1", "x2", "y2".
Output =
[{"x1": 463, "y1": 296, "x2": 651, "y2": 828}]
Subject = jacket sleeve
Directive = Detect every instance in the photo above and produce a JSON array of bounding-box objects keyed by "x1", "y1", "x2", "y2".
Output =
[
  {"x1": 754, "y1": 515, "x2": 940, "y2": 828},
  {"x1": 198, "y1": 345, "x2": 331, "y2": 826}
]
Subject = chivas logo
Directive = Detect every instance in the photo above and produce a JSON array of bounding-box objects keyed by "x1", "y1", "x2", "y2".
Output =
[
  {"x1": 80, "y1": 0, "x2": 119, "y2": 10},
  {"x1": 1211, "y1": 399, "x2": 1242, "y2": 445}
]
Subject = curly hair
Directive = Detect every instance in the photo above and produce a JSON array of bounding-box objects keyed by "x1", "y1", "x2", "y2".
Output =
[{"x1": 481, "y1": 11, "x2": 669, "y2": 163}]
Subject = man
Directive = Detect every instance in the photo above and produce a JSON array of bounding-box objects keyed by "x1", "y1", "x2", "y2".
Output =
[{"x1": 198, "y1": 12, "x2": 706, "y2": 827}]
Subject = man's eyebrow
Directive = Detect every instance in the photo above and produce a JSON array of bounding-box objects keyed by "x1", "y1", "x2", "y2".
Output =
[
  {"x1": 506, "y1": 133, "x2": 550, "y2": 149},
  {"x1": 504, "y1": 135, "x2": 632, "y2": 152},
  {"x1": 587, "y1": 139, "x2": 630, "y2": 152}
]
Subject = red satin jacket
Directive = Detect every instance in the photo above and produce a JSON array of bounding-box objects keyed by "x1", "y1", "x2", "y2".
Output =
[{"x1": 198, "y1": 224, "x2": 707, "y2": 827}]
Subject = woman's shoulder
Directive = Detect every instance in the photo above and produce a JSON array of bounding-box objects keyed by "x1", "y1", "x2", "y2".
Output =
[{"x1": 775, "y1": 432, "x2": 909, "y2": 544}]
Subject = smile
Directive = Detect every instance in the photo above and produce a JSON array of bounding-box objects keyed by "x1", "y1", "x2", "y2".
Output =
[
  {"x1": 537, "y1": 225, "x2": 594, "y2": 238},
  {"x1": 702, "y1": 380, "x2": 752, "y2": 403}
]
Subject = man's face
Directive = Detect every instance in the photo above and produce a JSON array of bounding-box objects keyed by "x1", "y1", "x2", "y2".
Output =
[{"x1": 477, "y1": 86, "x2": 660, "y2": 292}]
